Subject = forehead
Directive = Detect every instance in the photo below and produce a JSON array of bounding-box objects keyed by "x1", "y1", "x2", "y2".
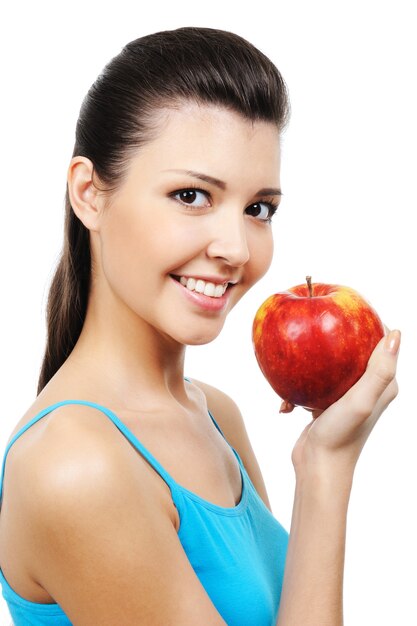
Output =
[{"x1": 126, "y1": 103, "x2": 281, "y2": 184}]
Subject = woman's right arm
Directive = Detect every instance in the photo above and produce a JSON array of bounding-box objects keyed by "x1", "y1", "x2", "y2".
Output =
[
  {"x1": 26, "y1": 414, "x2": 227, "y2": 626},
  {"x1": 275, "y1": 329, "x2": 400, "y2": 625}
]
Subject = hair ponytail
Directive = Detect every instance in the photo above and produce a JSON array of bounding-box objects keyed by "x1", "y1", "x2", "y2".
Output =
[{"x1": 37, "y1": 191, "x2": 90, "y2": 394}]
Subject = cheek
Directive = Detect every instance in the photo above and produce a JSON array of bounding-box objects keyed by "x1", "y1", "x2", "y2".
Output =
[
  {"x1": 100, "y1": 208, "x2": 204, "y2": 292},
  {"x1": 99, "y1": 208, "x2": 153, "y2": 301},
  {"x1": 247, "y1": 230, "x2": 274, "y2": 284}
]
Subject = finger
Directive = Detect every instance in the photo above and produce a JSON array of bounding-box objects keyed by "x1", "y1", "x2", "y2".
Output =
[
  {"x1": 339, "y1": 329, "x2": 401, "y2": 422},
  {"x1": 363, "y1": 375, "x2": 399, "y2": 432}
]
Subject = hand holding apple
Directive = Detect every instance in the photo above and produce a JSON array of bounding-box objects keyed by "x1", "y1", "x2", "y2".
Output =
[{"x1": 252, "y1": 277, "x2": 385, "y2": 411}]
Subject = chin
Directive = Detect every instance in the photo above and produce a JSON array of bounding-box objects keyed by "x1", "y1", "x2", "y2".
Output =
[
  {"x1": 185, "y1": 335, "x2": 218, "y2": 346},
  {"x1": 185, "y1": 327, "x2": 224, "y2": 346},
  {"x1": 175, "y1": 320, "x2": 227, "y2": 346}
]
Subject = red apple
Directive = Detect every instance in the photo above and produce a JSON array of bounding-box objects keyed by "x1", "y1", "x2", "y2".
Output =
[{"x1": 252, "y1": 277, "x2": 385, "y2": 411}]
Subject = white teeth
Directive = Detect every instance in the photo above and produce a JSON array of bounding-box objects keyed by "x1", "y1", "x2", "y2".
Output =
[
  {"x1": 186, "y1": 277, "x2": 196, "y2": 291},
  {"x1": 195, "y1": 279, "x2": 205, "y2": 293},
  {"x1": 203, "y1": 282, "x2": 216, "y2": 297},
  {"x1": 176, "y1": 275, "x2": 229, "y2": 298}
]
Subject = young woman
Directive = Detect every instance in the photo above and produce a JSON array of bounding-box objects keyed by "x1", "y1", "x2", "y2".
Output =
[{"x1": 0, "y1": 26, "x2": 400, "y2": 625}]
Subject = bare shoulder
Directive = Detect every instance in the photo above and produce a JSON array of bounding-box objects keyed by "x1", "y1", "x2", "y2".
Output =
[
  {"x1": 3, "y1": 404, "x2": 227, "y2": 624},
  {"x1": 188, "y1": 378, "x2": 272, "y2": 511},
  {"x1": 2, "y1": 402, "x2": 178, "y2": 560},
  {"x1": 5, "y1": 403, "x2": 163, "y2": 522},
  {"x1": 25, "y1": 404, "x2": 161, "y2": 521}
]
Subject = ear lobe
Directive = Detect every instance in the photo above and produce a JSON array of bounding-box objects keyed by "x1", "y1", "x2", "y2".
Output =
[{"x1": 67, "y1": 156, "x2": 103, "y2": 231}]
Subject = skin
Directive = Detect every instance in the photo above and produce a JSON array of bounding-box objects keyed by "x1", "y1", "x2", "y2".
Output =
[
  {"x1": 0, "y1": 103, "x2": 281, "y2": 612},
  {"x1": 64, "y1": 101, "x2": 280, "y2": 407},
  {"x1": 0, "y1": 101, "x2": 400, "y2": 625}
]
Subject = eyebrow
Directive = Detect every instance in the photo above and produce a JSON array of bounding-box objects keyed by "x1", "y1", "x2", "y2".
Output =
[{"x1": 163, "y1": 169, "x2": 282, "y2": 197}]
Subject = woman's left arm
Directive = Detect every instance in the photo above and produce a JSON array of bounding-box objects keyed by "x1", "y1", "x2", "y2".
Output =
[{"x1": 275, "y1": 328, "x2": 400, "y2": 625}]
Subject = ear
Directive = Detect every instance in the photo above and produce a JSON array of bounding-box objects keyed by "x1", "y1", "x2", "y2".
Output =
[{"x1": 67, "y1": 156, "x2": 105, "y2": 231}]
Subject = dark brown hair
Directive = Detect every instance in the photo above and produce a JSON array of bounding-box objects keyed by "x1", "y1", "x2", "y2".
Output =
[{"x1": 37, "y1": 26, "x2": 290, "y2": 394}]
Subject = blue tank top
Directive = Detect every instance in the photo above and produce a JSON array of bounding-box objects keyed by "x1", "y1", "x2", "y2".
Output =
[{"x1": 0, "y1": 395, "x2": 289, "y2": 625}]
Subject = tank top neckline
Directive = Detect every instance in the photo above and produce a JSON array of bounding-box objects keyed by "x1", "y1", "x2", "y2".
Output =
[{"x1": 0, "y1": 397, "x2": 250, "y2": 516}]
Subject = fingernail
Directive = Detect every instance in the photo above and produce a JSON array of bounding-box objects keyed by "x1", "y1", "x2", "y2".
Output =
[{"x1": 384, "y1": 329, "x2": 401, "y2": 355}]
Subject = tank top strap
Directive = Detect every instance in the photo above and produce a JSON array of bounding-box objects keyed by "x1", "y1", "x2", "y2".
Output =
[
  {"x1": 0, "y1": 399, "x2": 182, "y2": 503},
  {"x1": 183, "y1": 376, "x2": 229, "y2": 440},
  {"x1": 206, "y1": 408, "x2": 226, "y2": 438},
  {"x1": 206, "y1": 407, "x2": 247, "y2": 479}
]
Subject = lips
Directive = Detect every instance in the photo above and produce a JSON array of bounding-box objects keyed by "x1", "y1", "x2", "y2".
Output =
[
  {"x1": 170, "y1": 274, "x2": 231, "y2": 298},
  {"x1": 169, "y1": 274, "x2": 234, "y2": 312}
]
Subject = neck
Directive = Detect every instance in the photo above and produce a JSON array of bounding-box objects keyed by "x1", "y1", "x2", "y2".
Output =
[{"x1": 64, "y1": 287, "x2": 190, "y2": 412}]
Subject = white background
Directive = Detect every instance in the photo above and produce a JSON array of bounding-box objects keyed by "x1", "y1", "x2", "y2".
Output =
[{"x1": 0, "y1": 1, "x2": 415, "y2": 624}]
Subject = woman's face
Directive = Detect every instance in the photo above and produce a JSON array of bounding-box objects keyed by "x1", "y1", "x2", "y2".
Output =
[{"x1": 93, "y1": 102, "x2": 282, "y2": 346}]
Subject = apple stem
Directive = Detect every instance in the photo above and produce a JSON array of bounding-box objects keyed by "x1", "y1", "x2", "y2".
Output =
[{"x1": 306, "y1": 275, "x2": 313, "y2": 297}]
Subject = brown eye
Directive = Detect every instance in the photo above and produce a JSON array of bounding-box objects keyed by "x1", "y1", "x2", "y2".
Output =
[
  {"x1": 246, "y1": 202, "x2": 278, "y2": 222},
  {"x1": 172, "y1": 188, "x2": 210, "y2": 208},
  {"x1": 179, "y1": 190, "x2": 198, "y2": 203}
]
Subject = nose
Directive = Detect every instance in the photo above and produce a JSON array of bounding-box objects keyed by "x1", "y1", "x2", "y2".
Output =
[{"x1": 205, "y1": 209, "x2": 250, "y2": 267}]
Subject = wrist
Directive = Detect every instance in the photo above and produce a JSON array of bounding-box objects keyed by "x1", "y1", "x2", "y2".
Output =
[
  {"x1": 294, "y1": 453, "x2": 355, "y2": 501},
  {"x1": 291, "y1": 469, "x2": 353, "y2": 533}
]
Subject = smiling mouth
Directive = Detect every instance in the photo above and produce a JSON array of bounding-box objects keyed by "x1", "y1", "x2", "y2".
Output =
[{"x1": 170, "y1": 274, "x2": 234, "y2": 298}]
